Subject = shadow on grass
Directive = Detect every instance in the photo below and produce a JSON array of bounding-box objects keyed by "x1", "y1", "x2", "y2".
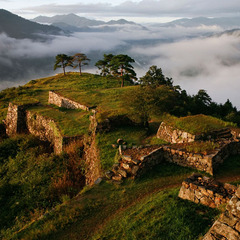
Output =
[{"x1": 215, "y1": 155, "x2": 240, "y2": 178}]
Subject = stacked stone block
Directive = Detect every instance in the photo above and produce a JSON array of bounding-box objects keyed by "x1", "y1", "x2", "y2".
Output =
[
  {"x1": 106, "y1": 147, "x2": 164, "y2": 181},
  {"x1": 48, "y1": 91, "x2": 94, "y2": 111},
  {"x1": 203, "y1": 187, "x2": 240, "y2": 240},
  {"x1": 157, "y1": 122, "x2": 233, "y2": 144},
  {"x1": 179, "y1": 173, "x2": 236, "y2": 208},
  {"x1": 157, "y1": 122, "x2": 198, "y2": 143}
]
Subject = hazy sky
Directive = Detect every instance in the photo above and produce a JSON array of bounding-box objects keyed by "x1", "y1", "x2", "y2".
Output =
[{"x1": 1, "y1": 0, "x2": 240, "y2": 23}]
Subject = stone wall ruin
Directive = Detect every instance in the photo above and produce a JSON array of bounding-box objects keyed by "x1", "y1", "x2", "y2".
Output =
[
  {"x1": 106, "y1": 146, "x2": 165, "y2": 181},
  {"x1": 157, "y1": 122, "x2": 233, "y2": 144},
  {"x1": 48, "y1": 91, "x2": 94, "y2": 111},
  {"x1": 163, "y1": 141, "x2": 240, "y2": 175},
  {"x1": 179, "y1": 173, "x2": 236, "y2": 208},
  {"x1": 203, "y1": 187, "x2": 240, "y2": 240}
]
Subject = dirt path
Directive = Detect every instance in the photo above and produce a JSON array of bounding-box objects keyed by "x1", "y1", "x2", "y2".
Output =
[
  {"x1": 93, "y1": 182, "x2": 181, "y2": 235},
  {"x1": 91, "y1": 174, "x2": 240, "y2": 237}
]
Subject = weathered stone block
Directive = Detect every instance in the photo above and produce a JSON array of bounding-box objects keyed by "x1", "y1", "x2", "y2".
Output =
[
  {"x1": 105, "y1": 171, "x2": 114, "y2": 179},
  {"x1": 219, "y1": 211, "x2": 239, "y2": 227},
  {"x1": 122, "y1": 155, "x2": 132, "y2": 162},
  {"x1": 211, "y1": 221, "x2": 240, "y2": 240},
  {"x1": 131, "y1": 165, "x2": 139, "y2": 176},
  {"x1": 118, "y1": 169, "x2": 127, "y2": 178},
  {"x1": 235, "y1": 187, "x2": 240, "y2": 199},
  {"x1": 122, "y1": 163, "x2": 130, "y2": 170},
  {"x1": 112, "y1": 175, "x2": 122, "y2": 181}
]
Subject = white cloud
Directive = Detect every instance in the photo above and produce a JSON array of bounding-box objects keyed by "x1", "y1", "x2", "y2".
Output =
[
  {"x1": 131, "y1": 31, "x2": 240, "y2": 107},
  {"x1": 1, "y1": 23, "x2": 240, "y2": 109},
  {"x1": 21, "y1": 0, "x2": 240, "y2": 18}
]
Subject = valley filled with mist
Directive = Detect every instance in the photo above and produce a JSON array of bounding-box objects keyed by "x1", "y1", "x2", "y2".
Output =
[{"x1": 1, "y1": 9, "x2": 240, "y2": 108}]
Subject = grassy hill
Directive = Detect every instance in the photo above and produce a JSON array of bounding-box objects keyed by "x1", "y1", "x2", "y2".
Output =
[{"x1": 1, "y1": 72, "x2": 240, "y2": 239}]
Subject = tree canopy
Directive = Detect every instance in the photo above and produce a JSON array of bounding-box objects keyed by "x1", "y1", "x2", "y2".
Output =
[
  {"x1": 72, "y1": 53, "x2": 90, "y2": 75},
  {"x1": 95, "y1": 54, "x2": 114, "y2": 76},
  {"x1": 140, "y1": 65, "x2": 173, "y2": 87},
  {"x1": 54, "y1": 54, "x2": 73, "y2": 75},
  {"x1": 96, "y1": 54, "x2": 137, "y2": 87}
]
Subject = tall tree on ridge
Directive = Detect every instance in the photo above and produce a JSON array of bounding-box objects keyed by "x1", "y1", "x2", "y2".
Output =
[
  {"x1": 109, "y1": 54, "x2": 136, "y2": 87},
  {"x1": 54, "y1": 54, "x2": 73, "y2": 76},
  {"x1": 72, "y1": 53, "x2": 90, "y2": 75},
  {"x1": 95, "y1": 54, "x2": 114, "y2": 76}
]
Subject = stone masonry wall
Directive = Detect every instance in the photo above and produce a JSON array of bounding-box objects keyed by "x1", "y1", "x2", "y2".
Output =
[
  {"x1": 157, "y1": 122, "x2": 233, "y2": 144},
  {"x1": 26, "y1": 111, "x2": 64, "y2": 154},
  {"x1": 49, "y1": 91, "x2": 92, "y2": 111},
  {"x1": 107, "y1": 139, "x2": 240, "y2": 181},
  {"x1": 179, "y1": 173, "x2": 236, "y2": 208},
  {"x1": 163, "y1": 145, "x2": 214, "y2": 174},
  {"x1": 84, "y1": 112, "x2": 101, "y2": 185},
  {"x1": 4, "y1": 102, "x2": 40, "y2": 136},
  {"x1": 163, "y1": 141, "x2": 240, "y2": 175},
  {"x1": 157, "y1": 122, "x2": 197, "y2": 143},
  {"x1": 203, "y1": 187, "x2": 240, "y2": 240},
  {"x1": 106, "y1": 147, "x2": 165, "y2": 181}
]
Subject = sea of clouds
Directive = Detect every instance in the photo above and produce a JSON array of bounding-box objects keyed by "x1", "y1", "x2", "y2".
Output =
[{"x1": 1, "y1": 23, "x2": 240, "y2": 108}]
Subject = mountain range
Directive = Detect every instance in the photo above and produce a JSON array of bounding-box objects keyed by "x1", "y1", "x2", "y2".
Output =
[
  {"x1": 155, "y1": 16, "x2": 240, "y2": 30},
  {"x1": 32, "y1": 14, "x2": 147, "y2": 32},
  {"x1": 0, "y1": 9, "x2": 62, "y2": 39}
]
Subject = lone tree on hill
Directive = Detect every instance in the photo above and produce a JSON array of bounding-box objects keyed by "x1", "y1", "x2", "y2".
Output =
[
  {"x1": 54, "y1": 54, "x2": 73, "y2": 76},
  {"x1": 72, "y1": 53, "x2": 90, "y2": 75},
  {"x1": 109, "y1": 54, "x2": 137, "y2": 87},
  {"x1": 95, "y1": 54, "x2": 114, "y2": 76},
  {"x1": 140, "y1": 65, "x2": 173, "y2": 87},
  {"x1": 124, "y1": 85, "x2": 176, "y2": 127}
]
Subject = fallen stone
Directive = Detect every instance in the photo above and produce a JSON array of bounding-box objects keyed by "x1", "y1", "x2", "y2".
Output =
[
  {"x1": 112, "y1": 163, "x2": 120, "y2": 173},
  {"x1": 122, "y1": 145, "x2": 127, "y2": 150},
  {"x1": 105, "y1": 171, "x2": 114, "y2": 179},
  {"x1": 122, "y1": 163, "x2": 130, "y2": 170},
  {"x1": 132, "y1": 159, "x2": 140, "y2": 165},
  {"x1": 131, "y1": 165, "x2": 139, "y2": 175},
  {"x1": 122, "y1": 155, "x2": 132, "y2": 162},
  {"x1": 112, "y1": 175, "x2": 122, "y2": 181},
  {"x1": 118, "y1": 169, "x2": 127, "y2": 178},
  {"x1": 94, "y1": 178, "x2": 102, "y2": 185},
  {"x1": 117, "y1": 138, "x2": 124, "y2": 145}
]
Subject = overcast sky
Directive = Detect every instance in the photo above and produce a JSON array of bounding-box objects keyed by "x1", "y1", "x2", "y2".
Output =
[{"x1": 1, "y1": 0, "x2": 240, "y2": 23}]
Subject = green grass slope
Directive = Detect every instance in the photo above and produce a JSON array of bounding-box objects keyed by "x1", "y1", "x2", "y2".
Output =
[
  {"x1": 1, "y1": 72, "x2": 240, "y2": 240},
  {"x1": 0, "y1": 73, "x2": 132, "y2": 134},
  {"x1": 164, "y1": 114, "x2": 235, "y2": 135},
  {"x1": 8, "y1": 155, "x2": 240, "y2": 240}
]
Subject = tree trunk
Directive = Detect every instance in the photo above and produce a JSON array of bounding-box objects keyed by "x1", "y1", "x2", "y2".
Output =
[
  {"x1": 121, "y1": 77, "x2": 124, "y2": 88},
  {"x1": 62, "y1": 60, "x2": 66, "y2": 75},
  {"x1": 79, "y1": 63, "x2": 82, "y2": 75},
  {"x1": 121, "y1": 65, "x2": 124, "y2": 87}
]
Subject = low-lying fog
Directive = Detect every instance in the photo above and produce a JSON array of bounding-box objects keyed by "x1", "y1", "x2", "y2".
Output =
[{"x1": 1, "y1": 24, "x2": 240, "y2": 109}]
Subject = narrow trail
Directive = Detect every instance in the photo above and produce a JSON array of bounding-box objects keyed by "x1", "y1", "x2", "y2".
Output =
[
  {"x1": 91, "y1": 173, "x2": 240, "y2": 238},
  {"x1": 93, "y1": 182, "x2": 182, "y2": 235}
]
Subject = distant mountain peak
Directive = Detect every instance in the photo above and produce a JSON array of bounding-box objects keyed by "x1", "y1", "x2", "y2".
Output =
[
  {"x1": 32, "y1": 14, "x2": 147, "y2": 32},
  {"x1": 0, "y1": 9, "x2": 62, "y2": 39}
]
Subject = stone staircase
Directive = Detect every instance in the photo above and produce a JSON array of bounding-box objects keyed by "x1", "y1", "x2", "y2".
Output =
[
  {"x1": 210, "y1": 128, "x2": 233, "y2": 140},
  {"x1": 105, "y1": 145, "x2": 164, "y2": 182}
]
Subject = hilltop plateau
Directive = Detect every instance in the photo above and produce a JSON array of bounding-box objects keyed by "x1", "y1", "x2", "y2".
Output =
[{"x1": 0, "y1": 71, "x2": 240, "y2": 239}]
